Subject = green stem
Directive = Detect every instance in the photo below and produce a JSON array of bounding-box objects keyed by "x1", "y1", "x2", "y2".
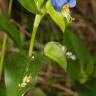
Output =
[
  {"x1": 28, "y1": 14, "x2": 43, "y2": 57},
  {"x1": 8, "y1": 0, "x2": 13, "y2": 15},
  {"x1": 0, "y1": 34, "x2": 7, "y2": 78},
  {"x1": 0, "y1": 0, "x2": 13, "y2": 79}
]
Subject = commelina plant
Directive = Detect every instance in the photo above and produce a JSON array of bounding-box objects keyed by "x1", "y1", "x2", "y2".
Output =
[
  {"x1": 3, "y1": 0, "x2": 96, "y2": 96},
  {"x1": 1, "y1": 0, "x2": 96, "y2": 96}
]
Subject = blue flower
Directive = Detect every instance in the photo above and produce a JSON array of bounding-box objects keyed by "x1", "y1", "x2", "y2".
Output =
[{"x1": 51, "y1": 0, "x2": 76, "y2": 12}]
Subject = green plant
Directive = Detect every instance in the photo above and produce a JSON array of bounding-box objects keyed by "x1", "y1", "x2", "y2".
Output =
[{"x1": 0, "y1": 0, "x2": 96, "y2": 96}]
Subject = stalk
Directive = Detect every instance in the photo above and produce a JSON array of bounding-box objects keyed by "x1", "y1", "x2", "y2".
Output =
[{"x1": 28, "y1": 14, "x2": 43, "y2": 57}]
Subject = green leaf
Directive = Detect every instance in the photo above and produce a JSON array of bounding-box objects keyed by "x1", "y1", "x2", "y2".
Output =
[
  {"x1": 28, "y1": 53, "x2": 47, "y2": 77},
  {"x1": 5, "y1": 52, "x2": 47, "y2": 96},
  {"x1": 46, "y1": 1, "x2": 66, "y2": 32},
  {"x1": 44, "y1": 42, "x2": 67, "y2": 70},
  {"x1": 63, "y1": 29, "x2": 94, "y2": 82},
  {"x1": 32, "y1": 88, "x2": 46, "y2": 96},
  {"x1": 67, "y1": 59, "x2": 83, "y2": 80},
  {"x1": 5, "y1": 52, "x2": 29, "y2": 96},
  {"x1": 76, "y1": 78, "x2": 96, "y2": 96},
  {"x1": 19, "y1": 53, "x2": 48, "y2": 95},
  {"x1": 0, "y1": 15, "x2": 22, "y2": 49},
  {"x1": 18, "y1": 0, "x2": 39, "y2": 14}
]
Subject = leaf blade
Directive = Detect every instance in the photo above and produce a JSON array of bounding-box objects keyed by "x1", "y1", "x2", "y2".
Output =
[
  {"x1": 44, "y1": 42, "x2": 67, "y2": 70},
  {"x1": 0, "y1": 15, "x2": 23, "y2": 48}
]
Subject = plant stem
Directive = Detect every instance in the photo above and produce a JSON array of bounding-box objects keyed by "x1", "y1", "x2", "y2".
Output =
[
  {"x1": 0, "y1": 0, "x2": 13, "y2": 79},
  {"x1": 0, "y1": 34, "x2": 7, "y2": 79},
  {"x1": 8, "y1": 0, "x2": 13, "y2": 15},
  {"x1": 28, "y1": 14, "x2": 43, "y2": 57}
]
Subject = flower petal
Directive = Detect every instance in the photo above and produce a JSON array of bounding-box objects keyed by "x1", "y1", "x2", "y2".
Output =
[
  {"x1": 51, "y1": 0, "x2": 67, "y2": 12},
  {"x1": 67, "y1": 0, "x2": 76, "y2": 8}
]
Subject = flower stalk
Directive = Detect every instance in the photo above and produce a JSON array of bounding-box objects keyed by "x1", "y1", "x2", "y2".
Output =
[{"x1": 28, "y1": 14, "x2": 43, "y2": 57}]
